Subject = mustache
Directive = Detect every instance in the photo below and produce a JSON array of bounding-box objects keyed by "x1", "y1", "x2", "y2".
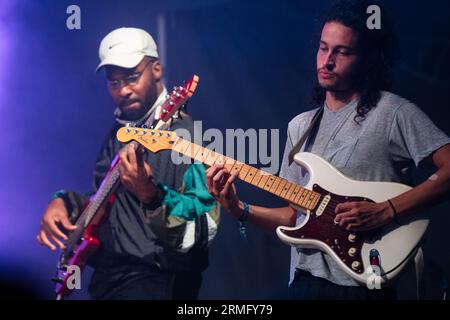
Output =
[{"x1": 317, "y1": 68, "x2": 336, "y2": 75}]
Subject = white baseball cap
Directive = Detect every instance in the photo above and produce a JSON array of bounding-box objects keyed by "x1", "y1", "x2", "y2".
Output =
[{"x1": 96, "y1": 27, "x2": 159, "y2": 72}]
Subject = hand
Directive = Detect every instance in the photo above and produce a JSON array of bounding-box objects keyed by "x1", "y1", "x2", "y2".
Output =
[
  {"x1": 118, "y1": 143, "x2": 157, "y2": 203},
  {"x1": 37, "y1": 198, "x2": 77, "y2": 250},
  {"x1": 334, "y1": 201, "x2": 395, "y2": 231},
  {"x1": 205, "y1": 164, "x2": 240, "y2": 212}
]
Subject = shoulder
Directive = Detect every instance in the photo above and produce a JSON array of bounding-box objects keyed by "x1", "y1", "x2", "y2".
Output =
[{"x1": 376, "y1": 91, "x2": 419, "y2": 115}]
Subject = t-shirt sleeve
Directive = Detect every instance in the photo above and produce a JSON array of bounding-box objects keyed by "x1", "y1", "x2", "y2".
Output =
[{"x1": 389, "y1": 102, "x2": 450, "y2": 167}]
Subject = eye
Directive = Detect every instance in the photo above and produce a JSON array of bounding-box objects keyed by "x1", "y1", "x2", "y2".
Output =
[
  {"x1": 107, "y1": 80, "x2": 120, "y2": 89},
  {"x1": 126, "y1": 74, "x2": 141, "y2": 84},
  {"x1": 337, "y1": 49, "x2": 352, "y2": 56}
]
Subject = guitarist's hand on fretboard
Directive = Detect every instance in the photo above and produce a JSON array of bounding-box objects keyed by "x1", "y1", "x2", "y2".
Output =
[
  {"x1": 118, "y1": 143, "x2": 158, "y2": 204},
  {"x1": 206, "y1": 164, "x2": 240, "y2": 214}
]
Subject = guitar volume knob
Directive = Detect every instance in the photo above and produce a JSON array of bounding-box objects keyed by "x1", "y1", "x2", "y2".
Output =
[
  {"x1": 348, "y1": 233, "x2": 356, "y2": 243},
  {"x1": 348, "y1": 247, "x2": 357, "y2": 257},
  {"x1": 351, "y1": 261, "x2": 361, "y2": 271}
]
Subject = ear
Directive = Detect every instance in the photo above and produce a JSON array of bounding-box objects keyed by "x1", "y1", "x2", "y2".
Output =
[{"x1": 151, "y1": 60, "x2": 163, "y2": 82}]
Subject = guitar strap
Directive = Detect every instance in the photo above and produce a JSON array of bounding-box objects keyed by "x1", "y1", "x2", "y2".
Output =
[{"x1": 288, "y1": 107, "x2": 324, "y2": 165}]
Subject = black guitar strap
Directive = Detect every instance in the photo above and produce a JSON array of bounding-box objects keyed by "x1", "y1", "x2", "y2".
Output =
[{"x1": 288, "y1": 107, "x2": 324, "y2": 165}]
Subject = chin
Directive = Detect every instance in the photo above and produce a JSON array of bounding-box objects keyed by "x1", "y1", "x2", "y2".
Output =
[
  {"x1": 319, "y1": 82, "x2": 337, "y2": 91},
  {"x1": 121, "y1": 106, "x2": 146, "y2": 120}
]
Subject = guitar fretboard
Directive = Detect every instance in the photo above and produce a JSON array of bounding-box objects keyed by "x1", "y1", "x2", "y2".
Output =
[{"x1": 172, "y1": 138, "x2": 321, "y2": 211}]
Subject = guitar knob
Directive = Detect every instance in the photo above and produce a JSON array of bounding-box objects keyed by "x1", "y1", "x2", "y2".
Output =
[
  {"x1": 348, "y1": 233, "x2": 356, "y2": 243},
  {"x1": 351, "y1": 261, "x2": 361, "y2": 271},
  {"x1": 348, "y1": 247, "x2": 357, "y2": 257}
]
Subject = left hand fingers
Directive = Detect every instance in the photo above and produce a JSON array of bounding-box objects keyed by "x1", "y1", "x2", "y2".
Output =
[
  {"x1": 119, "y1": 149, "x2": 132, "y2": 173},
  {"x1": 219, "y1": 171, "x2": 239, "y2": 200},
  {"x1": 127, "y1": 143, "x2": 138, "y2": 168},
  {"x1": 134, "y1": 144, "x2": 146, "y2": 170}
]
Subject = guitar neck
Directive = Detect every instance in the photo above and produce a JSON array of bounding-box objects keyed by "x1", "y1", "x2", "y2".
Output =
[{"x1": 172, "y1": 138, "x2": 321, "y2": 211}]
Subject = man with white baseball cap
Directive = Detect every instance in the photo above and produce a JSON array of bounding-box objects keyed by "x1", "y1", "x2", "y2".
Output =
[
  {"x1": 96, "y1": 27, "x2": 165, "y2": 125},
  {"x1": 38, "y1": 27, "x2": 219, "y2": 300}
]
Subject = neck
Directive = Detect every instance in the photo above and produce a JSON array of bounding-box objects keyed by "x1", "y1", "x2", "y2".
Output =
[
  {"x1": 156, "y1": 81, "x2": 164, "y2": 97},
  {"x1": 325, "y1": 90, "x2": 359, "y2": 112}
]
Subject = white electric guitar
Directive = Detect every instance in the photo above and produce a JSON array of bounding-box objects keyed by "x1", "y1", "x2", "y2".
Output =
[{"x1": 115, "y1": 128, "x2": 428, "y2": 286}]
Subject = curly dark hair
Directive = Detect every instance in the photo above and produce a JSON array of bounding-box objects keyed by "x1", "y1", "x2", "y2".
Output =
[{"x1": 313, "y1": 0, "x2": 399, "y2": 123}]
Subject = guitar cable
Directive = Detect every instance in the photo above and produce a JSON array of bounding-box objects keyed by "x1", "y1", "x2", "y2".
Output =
[{"x1": 379, "y1": 239, "x2": 425, "y2": 277}]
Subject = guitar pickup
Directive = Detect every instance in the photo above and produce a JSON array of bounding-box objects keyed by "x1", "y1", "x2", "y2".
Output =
[{"x1": 316, "y1": 195, "x2": 331, "y2": 217}]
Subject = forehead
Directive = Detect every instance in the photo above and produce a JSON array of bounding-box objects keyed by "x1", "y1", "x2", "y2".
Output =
[
  {"x1": 105, "y1": 65, "x2": 137, "y2": 78},
  {"x1": 104, "y1": 58, "x2": 147, "y2": 78},
  {"x1": 320, "y1": 21, "x2": 360, "y2": 48}
]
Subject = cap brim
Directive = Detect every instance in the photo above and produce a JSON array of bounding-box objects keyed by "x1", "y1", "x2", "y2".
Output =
[{"x1": 95, "y1": 53, "x2": 144, "y2": 72}]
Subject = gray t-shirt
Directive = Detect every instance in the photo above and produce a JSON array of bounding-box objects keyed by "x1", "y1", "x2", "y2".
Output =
[{"x1": 279, "y1": 91, "x2": 450, "y2": 286}]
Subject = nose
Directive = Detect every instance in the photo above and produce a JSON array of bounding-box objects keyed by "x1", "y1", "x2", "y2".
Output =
[
  {"x1": 119, "y1": 84, "x2": 132, "y2": 97},
  {"x1": 323, "y1": 51, "x2": 336, "y2": 71},
  {"x1": 325, "y1": 56, "x2": 335, "y2": 71}
]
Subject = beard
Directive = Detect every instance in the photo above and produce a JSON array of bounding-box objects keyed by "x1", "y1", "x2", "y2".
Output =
[
  {"x1": 317, "y1": 72, "x2": 359, "y2": 93},
  {"x1": 318, "y1": 79, "x2": 338, "y2": 91},
  {"x1": 119, "y1": 78, "x2": 159, "y2": 121}
]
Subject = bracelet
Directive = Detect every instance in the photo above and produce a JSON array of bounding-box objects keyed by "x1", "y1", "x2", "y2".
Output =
[
  {"x1": 238, "y1": 201, "x2": 250, "y2": 222},
  {"x1": 387, "y1": 199, "x2": 401, "y2": 225},
  {"x1": 238, "y1": 201, "x2": 250, "y2": 239}
]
